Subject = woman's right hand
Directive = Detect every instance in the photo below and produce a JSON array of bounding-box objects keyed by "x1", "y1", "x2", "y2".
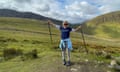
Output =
[{"x1": 48, "y1": 20, "x2": 52, "y2": 25}]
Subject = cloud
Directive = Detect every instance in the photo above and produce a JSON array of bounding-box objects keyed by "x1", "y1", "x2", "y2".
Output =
[
  {"x1": 14, "y1": 0, "x2": 32, "y2": 3},
  {"x1": 98, "y1": 0, "x2": 120, "y2": 13},
  {"x1": 0, "y1": 0, "x2": 120, "y2": 23},
  {"x1": 35, "y1": 4, "x2": 50, "y2": 12},
  {"x1": 64, "y1": 1, "x2": 100, "y2": 23}
]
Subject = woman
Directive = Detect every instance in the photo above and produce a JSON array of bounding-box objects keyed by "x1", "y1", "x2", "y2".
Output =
[{"x1": 48, "y1": 20, "x2": 81, "y2": 66}]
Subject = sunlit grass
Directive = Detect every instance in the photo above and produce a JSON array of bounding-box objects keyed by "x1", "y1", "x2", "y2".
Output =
[{"x1": 0, "y1": 17, "x2": 119, "y2": 72}]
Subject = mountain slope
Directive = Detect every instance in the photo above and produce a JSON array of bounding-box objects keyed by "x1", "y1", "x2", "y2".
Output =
[
  {"x1": 0, "y1": 17, "x2": 111, "y2": 72},
  {"x1": 0, "y1": 9, "x2": 62, "y2": 24},
  {"x1": 82, "y1": 11, "x2": 120, "y2": 39},
  {"x1": 0, "y1": 17, "x2": 120, "y2": 72}
]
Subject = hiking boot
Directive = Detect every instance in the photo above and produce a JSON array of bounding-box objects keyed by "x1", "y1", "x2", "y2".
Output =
[
  {"x1": 63, "y1": 59, "x2": 66, "y2": 65},
  {"x1": 66, "y1": 61, "x2": 71, "y2": 66}
]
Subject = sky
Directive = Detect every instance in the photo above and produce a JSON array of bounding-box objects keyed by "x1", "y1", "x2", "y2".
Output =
[{"x1": 0, "y1": 0, "x2": 120, "y2": 23}]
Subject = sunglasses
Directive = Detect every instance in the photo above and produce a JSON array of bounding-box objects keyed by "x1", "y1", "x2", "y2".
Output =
[{"x1": 64, "y1": 24, "x2": 68, "y2": 25}]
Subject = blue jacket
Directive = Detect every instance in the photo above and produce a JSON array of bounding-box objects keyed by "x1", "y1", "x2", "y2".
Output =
[{"x1": 59, "y1": 38, "x2": 73, "y2": 50}]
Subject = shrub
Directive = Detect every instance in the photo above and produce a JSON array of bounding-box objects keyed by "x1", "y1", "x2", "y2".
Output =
[
  {"x1": 21, "y1": 49, "x2": 38, "y2": 61},
  {"x1": 3, "y1": 48, "x2": 23, "y2": 60},
  {"x1": 6, "y1": 38, "x2": 18, "y2": 42},
  {"x1": 32, "y1": 40, "x2": 42, "y2": 44}
]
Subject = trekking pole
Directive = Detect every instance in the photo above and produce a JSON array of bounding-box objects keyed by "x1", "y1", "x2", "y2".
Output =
[
  {"x1": 80, "y1": 27, "x2": 88, "y2": 54},
  {"x1": 48, "y1": 22, "x2": 53, "y2": 44}
]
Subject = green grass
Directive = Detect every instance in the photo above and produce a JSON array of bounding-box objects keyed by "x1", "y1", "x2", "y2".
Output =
[
  {"x1": 0, "y1": 17, "x2": 119, "y2": 72},
  {"x1": 83, "y1": 22, "x2": 120, "y2": 39},
  {"x1": 82, "y1": 11, "x2": 120, "y2": 39}
]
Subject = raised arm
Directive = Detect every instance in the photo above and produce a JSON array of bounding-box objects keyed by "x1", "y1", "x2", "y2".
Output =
[
  {"x1": 48, "y1": 20, "x2": 60, "y2": 29},
  {"x1": 73, "y1": 25, "x2": 81, "y2": 32},
  {"x1": 48, "y1": 20, "x2": 56, "y2": 27}
]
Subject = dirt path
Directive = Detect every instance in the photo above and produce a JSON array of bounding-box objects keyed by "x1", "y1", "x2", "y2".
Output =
[
  {"x1": 37, "y1": 58, "x2": 110, "y2": 72},
  {"x1": 54, "y1": 61, "x2": 109, "y2": 72}
]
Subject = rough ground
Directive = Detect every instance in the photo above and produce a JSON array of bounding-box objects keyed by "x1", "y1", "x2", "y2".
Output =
[
  {"x1": 38, "y1": 61, "x2": 110, "y2": 72},
  {"x1": 32, "y1": 53, "x2": 111, "y2": 72}
]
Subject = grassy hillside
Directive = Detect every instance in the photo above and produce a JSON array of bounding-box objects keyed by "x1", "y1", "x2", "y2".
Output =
[
  {"x1": 0, "y1": 17, "x2": 120, "y2": 72},
  {"x1": 82, "y1": 11, "x2": 120, "y2": 39}
]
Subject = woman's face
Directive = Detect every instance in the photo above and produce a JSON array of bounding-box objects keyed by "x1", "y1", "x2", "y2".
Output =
[{"x1": 63, "y1": 21, "x2": 69, "y2": 28}]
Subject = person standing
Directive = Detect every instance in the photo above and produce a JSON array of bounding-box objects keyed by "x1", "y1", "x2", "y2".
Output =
[{"x1": 48, "y1": 20, "x2": 81, "y2": 66}]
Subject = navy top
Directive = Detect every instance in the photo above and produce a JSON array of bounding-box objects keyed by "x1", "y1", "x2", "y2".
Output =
[{"x1": 59, "y1": 26, "x2": 72, "y2": 39}]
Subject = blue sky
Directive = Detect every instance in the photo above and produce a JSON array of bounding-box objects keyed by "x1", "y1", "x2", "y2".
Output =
[{"x1": 0, "y1": 0, "x2": 120, "y2": 23}]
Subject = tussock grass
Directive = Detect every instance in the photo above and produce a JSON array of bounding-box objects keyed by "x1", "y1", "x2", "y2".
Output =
[{"x1": 0, "y1": 17, "x2": 119, "y2": 72}]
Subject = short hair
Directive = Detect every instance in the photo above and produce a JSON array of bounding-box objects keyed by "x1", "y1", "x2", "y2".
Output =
[{"x1": 62, "y1": 21, "x2": 69, "y2": 25}]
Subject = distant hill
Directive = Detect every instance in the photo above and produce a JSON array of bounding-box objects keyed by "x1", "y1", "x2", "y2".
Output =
[
  {"x1": 0, "y1": 9, "x2": 62, "y2": 24},
  {"x1": 82, "y1": 11, "x2": 120, "y2": 39}
]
